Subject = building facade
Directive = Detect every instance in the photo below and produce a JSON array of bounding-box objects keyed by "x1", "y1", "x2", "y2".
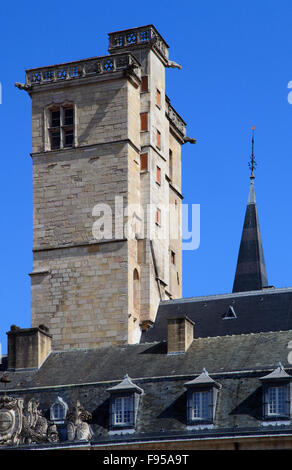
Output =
[
  {"x1": 1, "y1": 25, "x2": 292, "y2": 451},
  {"x1": 19, "y1": 25, "x2": 190, "y2": 351}
]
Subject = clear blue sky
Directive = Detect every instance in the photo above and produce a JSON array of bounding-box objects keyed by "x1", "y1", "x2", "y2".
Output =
[{"x1": 1, "y1": 0, "x2": 292, "y2": 353}]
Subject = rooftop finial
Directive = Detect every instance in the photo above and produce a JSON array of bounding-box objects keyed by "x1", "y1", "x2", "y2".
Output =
[{"x1": 248, "y1": 126, "x2": 257, "y2": 179}]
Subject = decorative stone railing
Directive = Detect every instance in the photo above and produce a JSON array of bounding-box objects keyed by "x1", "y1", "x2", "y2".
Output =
[
  {"x1": 108, "y1": 25, "x2": 169, "y2": 63},
  {"x1": 25, "y1": 53, "x2": 141, "y2": 87},
  {"x1": 165, "y1": 98, "x2": 186, "y2": 137}
]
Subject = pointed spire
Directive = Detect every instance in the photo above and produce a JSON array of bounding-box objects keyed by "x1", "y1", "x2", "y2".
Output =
[{"x1": 232, "y1": 129, "x2": 268, "y2": 293}]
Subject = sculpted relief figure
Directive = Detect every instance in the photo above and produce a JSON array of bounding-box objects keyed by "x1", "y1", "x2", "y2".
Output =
[
  {"x1": 20, "y1": 398, "x2": 59, "y2": 444},
  {"x1": 0, "y1": 396, "x2": 23, "y2": 446},
  {"x1": 0, "y1": 396, "x2": 59, "y2": 446},
  {"x1": 67, "y1": 400, "x2": 93, "y2": 441}
]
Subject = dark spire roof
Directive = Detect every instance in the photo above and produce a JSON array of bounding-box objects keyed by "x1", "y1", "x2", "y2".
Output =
[{"x1": 232, "y1": 176, "x2": 268, "y2": 293}]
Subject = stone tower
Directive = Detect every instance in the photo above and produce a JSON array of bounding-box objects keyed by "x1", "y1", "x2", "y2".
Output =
[{"x1": 16, "y1": 25, "x2": 193, "y2": 350}]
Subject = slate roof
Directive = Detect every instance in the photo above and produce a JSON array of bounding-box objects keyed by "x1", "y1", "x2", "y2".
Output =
[
  {"x1": 141, "y1": 287, "x2": 292, "y2": 343},
  {"x1": 1, "y1": 329, "x2": 292, "y2": 445},
  {"x1": 3, "y1": 348, "x2": 287, "y2": 447}
]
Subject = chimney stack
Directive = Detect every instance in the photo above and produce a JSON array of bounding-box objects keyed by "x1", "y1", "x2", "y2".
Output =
[
  {"x1": 7, "y1": 324, "x2": 52, "y2": 370},
  {"x1": 167, "y1": 315, "x2": 194, "y2": 354}
]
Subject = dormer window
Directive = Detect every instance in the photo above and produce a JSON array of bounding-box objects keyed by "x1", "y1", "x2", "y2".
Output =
[
  {"x1": 50, "y1": 396, "x2": 68, "y2": 423},
  {"x1": 222, "y1": 305, "x2": 237, "y2": 320},
  {"x1": 107, "y1": 374, "x2": 144, "y2": 435},
  {"x1": 185, "y1": 368, "x2": 221, "y2": 430},
  {"x1": 48, "y1": 104, "x2": 74, "y2": 150},
  {"x1": 260, "y1": 363, "x2": 292, "y2": 425}
]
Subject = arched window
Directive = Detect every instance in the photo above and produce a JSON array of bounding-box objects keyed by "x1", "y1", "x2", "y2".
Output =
[
  {"x1": 133, "y1": 269, "x2": 140, "y2": 314},
  {"x1": 50, "y1": 396, "x2": 68, "y2": 423}
]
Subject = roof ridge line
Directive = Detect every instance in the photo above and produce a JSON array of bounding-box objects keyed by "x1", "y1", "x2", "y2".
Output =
[{"x1": 160, "y1": 286, "x2": 292, "y2": 305}]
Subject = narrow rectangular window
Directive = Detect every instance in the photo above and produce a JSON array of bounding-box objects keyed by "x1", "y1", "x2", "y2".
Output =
[
  {"x1": 51, "y1": 109, "x2": 60, "y2": 127},
  {"x1": 156, "y1": 89, "x2": 161, "y2": 108},
  {"x1": 64, "y1": 128, "x2": 74, "y2": 148},
  {"x1": 50, "y1": 130, "x2": 60, "y2": 150},
  {"x1": 156, "y1": 130, "x2": 161, "y2": 149},
  {"x1": 156, "y1": 166, "x2": 161, "y2": 185},
  {"x1": 156, "y1": 208, "x2": 161, "y2": 226},
  {"x1": 141, "y1": 76, "x2": 148, "y2": 93},
  {"x1": 140, "y1": 113, "x2": 148, "y2": 132},
  {"x1": 171, "y1": 250, "x2": 176, "y2": 265},
  {"x1": 64, "y1": 107, "x2": 74, "y2": 126},
  {"x1": 169, "y1": 149, "x2": 173, "y2": 180},
  {"x1": 140, "y1": 153, "x2": 148, "y2": 171}
]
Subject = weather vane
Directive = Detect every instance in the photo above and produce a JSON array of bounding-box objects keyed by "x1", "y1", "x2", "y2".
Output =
[{"x1": 248, "y1": 126, "x2": 257, "y2": 178}]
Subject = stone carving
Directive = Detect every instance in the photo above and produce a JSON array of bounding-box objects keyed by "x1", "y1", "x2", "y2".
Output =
[
  {"x1": 14, "y1": 82, "x2": 30, "y2": 91},
  {"x1": 20, "y1": 398, "x2": 59, "y2": 444},
  {"x1": 183, "y1": 136, "x2": 197, "y2": 144},
  {"x1": 67, "y1": 401, "x2": 93, "y2": 441},
  {"x1": 0, "y1": 396, "x2": 59, "y2": 446},
  {"x1": 23, "y1": 53, "x2": 141, "y2": 88},
  {"x1": 0, "y1": 396, "x2": 23, "y2": 446},
  {"x1": 166, "y1": 60, "x2": 182, "y2": 70},
  {"x1": 166, "y1": 102, "x2": 186, "y2": 136}
]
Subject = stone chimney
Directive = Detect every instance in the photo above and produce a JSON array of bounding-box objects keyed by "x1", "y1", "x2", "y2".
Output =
[
  {"x1": 167, "y1": 315, "x2": 194, "y2": 354},
  {"x1": 7, "y1": 324, "x2": 52, "y2": 370}
]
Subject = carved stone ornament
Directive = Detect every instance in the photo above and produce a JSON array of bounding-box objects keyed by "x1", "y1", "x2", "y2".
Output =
[
  {"x1": 0, "y1": 396, "x2": 23, "y2": 446},
  {"x1": 20, "y1": 398, "x2": 59, "y2": 444},
  {"x1": 67, "y1": 400, "x2": 93, "y2": 441},
  {"x1": 0, "y1": 396, "x2": 59, "y2": 447}
]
